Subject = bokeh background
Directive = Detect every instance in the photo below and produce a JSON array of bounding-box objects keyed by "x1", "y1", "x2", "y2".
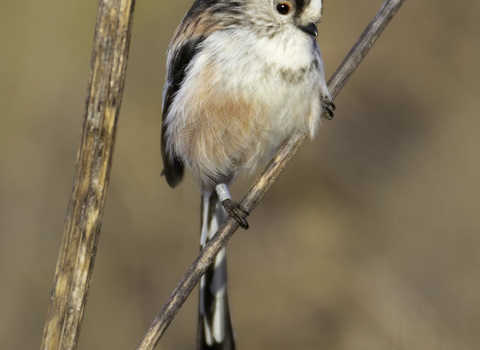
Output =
[{"x1": 1, "y1": 0, "x2": 479, "y2": 349}]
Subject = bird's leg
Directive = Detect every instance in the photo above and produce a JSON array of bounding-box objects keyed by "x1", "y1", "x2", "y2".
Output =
[
  {"x1": 322, "y1": 97, "x2": 336, "y2": 120},
  {"x1": 215, "y1": 184, "x2": 249, "y2": 230}
]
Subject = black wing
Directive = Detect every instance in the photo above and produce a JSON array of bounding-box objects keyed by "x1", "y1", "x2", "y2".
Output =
[{"x1": 161, "y1": 35, "x2": 206, "y2": 188}]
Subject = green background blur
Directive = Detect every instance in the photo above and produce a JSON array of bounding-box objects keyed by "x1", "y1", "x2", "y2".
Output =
[{"x1": 1, "y1": 0, "x2": 479, "y2": 349}]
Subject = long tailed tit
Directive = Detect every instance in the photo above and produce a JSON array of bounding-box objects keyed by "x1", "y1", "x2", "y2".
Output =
[{"x1": 161, "y1": 1, "x2": 332, "y2": 349}]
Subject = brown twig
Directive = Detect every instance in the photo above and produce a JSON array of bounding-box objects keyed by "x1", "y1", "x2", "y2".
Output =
[
  {"x1": 39, "y1": 1, "x2": 136, "y2": 350},
  {"x1": 136, "y1": 0, "x2": 406, "y2": 349}
]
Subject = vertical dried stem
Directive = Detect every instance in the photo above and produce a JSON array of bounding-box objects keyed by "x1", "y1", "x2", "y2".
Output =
[
  {"x1": 135, "y1": 1, "x2": 406, "y2": 349},
  {"x1": 40, "y1": 1, "x2": 136, "y2": 350}
]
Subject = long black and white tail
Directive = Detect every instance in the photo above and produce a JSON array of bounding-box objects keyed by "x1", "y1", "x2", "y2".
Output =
[{"x1": 198, "y1": 192, "x2": 236, "y2": 350}]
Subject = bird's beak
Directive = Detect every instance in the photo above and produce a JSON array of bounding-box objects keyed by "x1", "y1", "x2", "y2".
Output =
[{"x1": 298, "y1": 23, "x2": 318, "y2": 37}]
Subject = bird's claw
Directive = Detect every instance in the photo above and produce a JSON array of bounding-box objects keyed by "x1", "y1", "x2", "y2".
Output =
[
  {"x1": 222, "y1": 199, "x2": 249, "y2": 230},
  {"x1": 322, "y1": 98, "x2": 335, "y2": 120}
]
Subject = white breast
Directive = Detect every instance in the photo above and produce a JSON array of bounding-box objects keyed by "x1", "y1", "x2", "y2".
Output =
[{"x1": 201, "y1": 28, "x2": 327, "y2": 139}]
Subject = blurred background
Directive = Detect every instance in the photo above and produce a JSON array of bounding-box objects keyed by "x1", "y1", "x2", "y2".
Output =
[{"x1": 1, "y1": 0, "x2": 479, "y2": 349}]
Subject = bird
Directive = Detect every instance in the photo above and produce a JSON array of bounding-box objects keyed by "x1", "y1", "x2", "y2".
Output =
[{"x1": 161, "y1": 1, "x2": 333, "y2": 349}]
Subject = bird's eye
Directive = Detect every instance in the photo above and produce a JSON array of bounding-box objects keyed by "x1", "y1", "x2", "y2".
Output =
[{"x1": 276, "y1": 3, "x2": 291, "y2": 15}]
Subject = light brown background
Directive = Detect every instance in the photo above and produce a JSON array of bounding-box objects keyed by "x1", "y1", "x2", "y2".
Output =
[{"x1": 1, "y1": 0, "x2": 479, "y2": 349}]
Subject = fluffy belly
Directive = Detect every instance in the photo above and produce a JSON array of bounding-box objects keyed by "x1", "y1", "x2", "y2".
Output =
[
  {"x1": 166, "y1": 86, "x2": 270, "y2": 187},
  {"x1": 165, "y1": 34, "x2": 323, "y2": 188},
  {"x1": 167, "y1": 85, "x2": 319, "y2": 189}
]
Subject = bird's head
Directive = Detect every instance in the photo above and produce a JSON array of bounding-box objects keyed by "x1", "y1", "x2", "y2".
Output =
[{"x1": 246, "y1": 0, "x2": 324, "y2": 37}]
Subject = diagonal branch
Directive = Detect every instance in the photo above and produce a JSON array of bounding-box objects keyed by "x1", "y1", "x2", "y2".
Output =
[
  {"x1": 136, "y1": 0, "x2": 406, "y2": 349},
  {"x1": 40, "y1": 1, "x2": 136, "y2": 350}
]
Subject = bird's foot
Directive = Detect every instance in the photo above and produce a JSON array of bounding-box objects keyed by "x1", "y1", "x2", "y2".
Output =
[
  {"x1": 322, "y1": 98, "x2": 336, "y2": 120},
  {"x1": 222, "y1": 199, "x2": 249, "y2": 230}
]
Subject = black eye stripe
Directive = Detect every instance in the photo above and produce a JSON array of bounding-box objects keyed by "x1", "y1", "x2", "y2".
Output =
[{"x1": 293, "y1": 0, "x2": 310, "y2": 14}]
